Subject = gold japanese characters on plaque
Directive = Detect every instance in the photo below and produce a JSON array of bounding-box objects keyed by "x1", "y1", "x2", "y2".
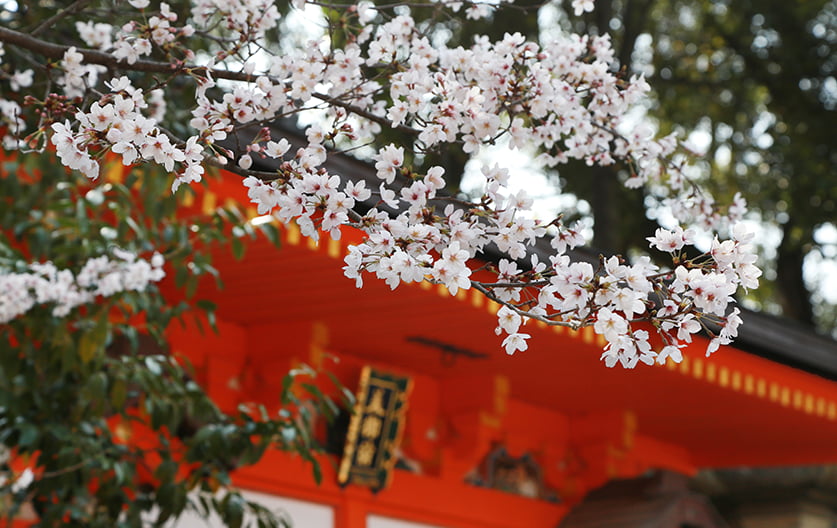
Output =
[{"x1": 338, "y1": 367, "x2": 412, "y2": 491}]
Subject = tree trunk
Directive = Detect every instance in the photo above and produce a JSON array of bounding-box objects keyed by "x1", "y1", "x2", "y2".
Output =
[
  {"x1": 776, "y1": 221, "x2": 815, "y2": 326},
  {"x1": 590, "y1": 165, "x2": 619, "y2": 253}
]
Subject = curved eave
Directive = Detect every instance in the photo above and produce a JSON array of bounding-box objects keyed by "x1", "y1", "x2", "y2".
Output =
[
  {"x1": 729, "y1": 309, "x2": 837, "y2": 381},
  {"x1": 174, "y1": 213, "x2": 837, "y2": 469}
]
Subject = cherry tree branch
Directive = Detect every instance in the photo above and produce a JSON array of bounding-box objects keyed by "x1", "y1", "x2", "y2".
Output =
[
  {"x1": 0, "y1": 3, "x2": 758, "y2": 365},
  {"x1": 470, "y1": 281, "x2": 579, "y2": 329},
  {"x1": 0, "y1": 26, "x2": 418, "y2": 136},
  {"x1": 0, "y1": 26, "x2": 182, "y2": 76}
]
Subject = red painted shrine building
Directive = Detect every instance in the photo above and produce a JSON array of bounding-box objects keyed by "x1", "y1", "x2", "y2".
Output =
[
  {"x1": 168, "y1": 170, "x2": 837, "y2": 528},
  {"x1": 9, "y1": 159, "x2": 837, "y2": 528}
]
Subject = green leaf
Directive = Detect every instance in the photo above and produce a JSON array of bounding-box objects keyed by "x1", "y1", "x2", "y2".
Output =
[
  {"x1": 154, "y1": 459, "x2": 178, "y2": 483},
  {"x1": 195, "y1": 299, "x2": 217, "y2": 313},
  {"x1": 310, "y1": 457, "x2": 322, "y2": 485},
  {"x1": 113, "y1": 461, "x2": 127, "y2": 486},
  {"x1": 223, "y1": 493, "x2": 244, "y2": 528},
  {"x1": 75, "y1": 199, "x2": 90, "y2": 233},
  {"x1": 86, "y1": 372, "x2": 108, "y2": 408},
  {"x1": 110, "y1": 378, "x2": 128, "y2": 409},
  {"x1": 18, "y1": 423, "x2": 39, "y2": 448},
  {"x1": 327, "y1": 371, "x2": 356, "y2": 407},
  {"x1": 259, "y1": 222, "x2": 281, "y2": 248},
  {"x1": 231, "y1": 237, "x2": 245, "y2": 260},
  {"x1": 184, "y1": 274, "x2": 198, "y2": 299},
  {"x1": 79, "y1": 315, "x2": 109, "y2": 363},
  {"x1": 280, "y1": 373, "x2": 295, "y2": 405}
]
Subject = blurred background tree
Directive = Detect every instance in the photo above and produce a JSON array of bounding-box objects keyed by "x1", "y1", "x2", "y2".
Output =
[{"x1": 647, "y1": 0, "x2": 836, "y2": 333}]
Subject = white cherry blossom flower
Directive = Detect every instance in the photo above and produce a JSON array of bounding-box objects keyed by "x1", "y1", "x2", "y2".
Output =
[
  {"x1": 502, "y1": 332, "x2": 530, "y2": 355},
  {"x1": 9, "y1": 70, "x2": 33, "y2": 91},
  {"x1": 374, "y1": 144, "x2": 404, "y2": 183},
  {"x1": 265, "y1": 139, "x2": 291, "y2": 158},
  {"x1": 594, "y1": 308, "x2": 628, "y2": 342},
  {"x1": 572, "y1": 0, "x2": 595, "y2": 16},
  {"x1": 657, "y1": 345, "x2": 684, "y2": 365},
  {"x1": 647, "y1": 226, "x2": 694, "y2": 253},
  {"x1": 496, "y1": 306, "x2": 522, "y2": 335}
]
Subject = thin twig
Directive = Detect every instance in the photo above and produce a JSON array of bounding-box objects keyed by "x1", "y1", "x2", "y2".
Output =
[
  {"x1": 470, "y1": 281, "x2": 579, "y2": 329},
  {"x1": 31, "y1": 0, "x2": 93, "y2": 37},
  {"x1": 40, "y1": 460, "x2": 88, "y2": 479},
  {"x1": 473, "y1": 279, "x2": 551, "y2": 288}
]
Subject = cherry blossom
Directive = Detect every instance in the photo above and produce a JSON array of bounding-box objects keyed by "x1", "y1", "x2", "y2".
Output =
[
  {"x1": 572, "y1": 0, "x2": 596, "y2": 16},
  {"x1": 0, "y1": 0, "x2": 761, "y2": 368},
  {"x1": 502, "y1": 333, "x2": 531, "y2": 355},
  {"x1": 0, "y1": 252, "x2": 166, "y2": 324}
]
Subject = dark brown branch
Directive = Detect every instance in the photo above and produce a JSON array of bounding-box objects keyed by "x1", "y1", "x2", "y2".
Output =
[
  {"x1": 0, "y1": 26, "x2": 182, "y2": 76},
  {"x1": 311, "y1": 94, "x2": 418, "y2": 136},
  {"x1": 469, "y1": 281, "x2": 579, "y2": 329}
]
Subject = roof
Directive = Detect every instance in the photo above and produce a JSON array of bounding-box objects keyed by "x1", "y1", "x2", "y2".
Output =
[
  {"x1": 696, "y1": 465, "x2": 837, "y2": 499},
  {"x1": 729, "y1": 309, "x2": 837, "y2": 381},
  {"x1": 559, "y1": 472, "x2": 729, "y2": 528}
]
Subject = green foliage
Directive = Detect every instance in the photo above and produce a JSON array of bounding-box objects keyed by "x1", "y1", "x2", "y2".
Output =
[{"x1": 0, "y1": 154, "x2": 340, "y2": 527}]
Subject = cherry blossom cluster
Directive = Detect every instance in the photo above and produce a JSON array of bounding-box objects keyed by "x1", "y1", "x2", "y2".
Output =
[
  {"x1": 0, "y1": 251, "x2": 165, "y2": 324},
  {"x1": 0, "y1": 0, "x2": 761, "y2": 366},
  {"x1": 192, "y1": 0, "x2": 281, "y2": 43},
  {"x1": 50, "y1": 74, "x2": 203, "y2": 185},
  {"x1": 78, "y1": 2, "x2": 198, "y2": 65}
]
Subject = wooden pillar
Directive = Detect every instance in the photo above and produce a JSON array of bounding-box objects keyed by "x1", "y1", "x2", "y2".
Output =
[{"x1": 336, "y1": 497, "x2": 367, "y2": 528}]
